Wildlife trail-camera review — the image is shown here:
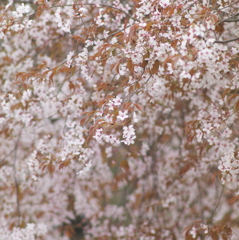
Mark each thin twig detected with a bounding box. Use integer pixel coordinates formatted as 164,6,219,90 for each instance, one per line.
208,184,224,224
215,0,239,11
13,132,22,226
1,0,35,3
42,3,139,22
197,180,204,222
0,148,15,163
216,12,239,25
84,3,140,22
222,18,239,22
214,36,239,44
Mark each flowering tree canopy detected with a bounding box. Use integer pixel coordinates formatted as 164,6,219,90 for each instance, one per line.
1,0,239,239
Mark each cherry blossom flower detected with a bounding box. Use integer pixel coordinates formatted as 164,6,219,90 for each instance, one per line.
113,96,123,106
65,51,74,68
122,125,136,145
117,110,129,121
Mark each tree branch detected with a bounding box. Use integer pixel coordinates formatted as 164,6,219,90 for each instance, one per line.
85,3,140,22
214,36,239,44
220,17,239,23
44,3,140,22
13,133,22,226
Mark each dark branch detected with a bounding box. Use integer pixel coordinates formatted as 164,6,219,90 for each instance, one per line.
1,0,35,3
222,18,239,22
214,36,239,44
217,12,239,24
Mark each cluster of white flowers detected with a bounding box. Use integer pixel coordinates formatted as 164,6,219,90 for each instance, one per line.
65,51,74,68
189,223,208,239
55,8,72,33
107,96,123,110
122,125,136,145
2,0,239,239
0,223,47,240
12,3,31,18
117,110,129,121
77,160,92,176
93,128,120,145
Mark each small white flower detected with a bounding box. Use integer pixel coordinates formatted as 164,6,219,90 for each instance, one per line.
106,146,112,157
122,125,136,145
107,100,114,110
190,226,197,239
117,110,128,121
78,7,88,15
113,96,122,106
12,3,31,18
66,51,74,68
196,129,203,142
93,128,103,141
104,134,116,144
77,160,92,176
107,96,122,110
111,37,118,44
133,112,139,123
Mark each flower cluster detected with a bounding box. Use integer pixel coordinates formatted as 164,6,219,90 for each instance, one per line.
1,0,239,239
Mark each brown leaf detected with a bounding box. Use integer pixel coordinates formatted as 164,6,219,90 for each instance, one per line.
215,23,224,34
234,99,239,112
64,225,75,238
120,159,129,171
179,161,194,175
228,195,239,204
134,103,143,112
151,60,160,75
47,163,55,173
80,117,87,126
72,35,85,44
